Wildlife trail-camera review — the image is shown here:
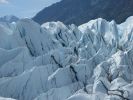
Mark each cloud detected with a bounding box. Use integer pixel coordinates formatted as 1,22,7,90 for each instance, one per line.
0,0,8,4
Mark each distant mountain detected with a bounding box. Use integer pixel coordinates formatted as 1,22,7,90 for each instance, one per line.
33,0,133,25
0,15,19,23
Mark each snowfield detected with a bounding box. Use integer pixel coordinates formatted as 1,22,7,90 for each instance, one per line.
0,16,133,100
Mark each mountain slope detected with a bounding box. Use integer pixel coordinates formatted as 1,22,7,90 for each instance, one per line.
33,0,133,25
0,17,133,100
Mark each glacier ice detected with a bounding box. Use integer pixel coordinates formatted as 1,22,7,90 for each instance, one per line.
0,17,133,100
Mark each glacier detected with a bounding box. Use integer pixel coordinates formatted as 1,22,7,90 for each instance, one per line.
0,16,133,100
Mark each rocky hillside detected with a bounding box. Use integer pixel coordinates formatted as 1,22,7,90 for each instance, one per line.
33,0,133,25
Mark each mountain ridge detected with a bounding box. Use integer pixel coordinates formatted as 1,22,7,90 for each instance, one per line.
33,0,133,25
0,15,19,23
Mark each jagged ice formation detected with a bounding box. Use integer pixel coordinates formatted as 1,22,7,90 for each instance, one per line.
0,17,133,100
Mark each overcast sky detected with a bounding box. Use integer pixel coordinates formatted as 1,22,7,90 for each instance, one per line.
0,0,61,18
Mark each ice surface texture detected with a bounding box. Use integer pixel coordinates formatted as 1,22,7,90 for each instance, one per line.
0,17,133,100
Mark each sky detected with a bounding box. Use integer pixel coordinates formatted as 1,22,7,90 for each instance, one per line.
0,0,61,18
